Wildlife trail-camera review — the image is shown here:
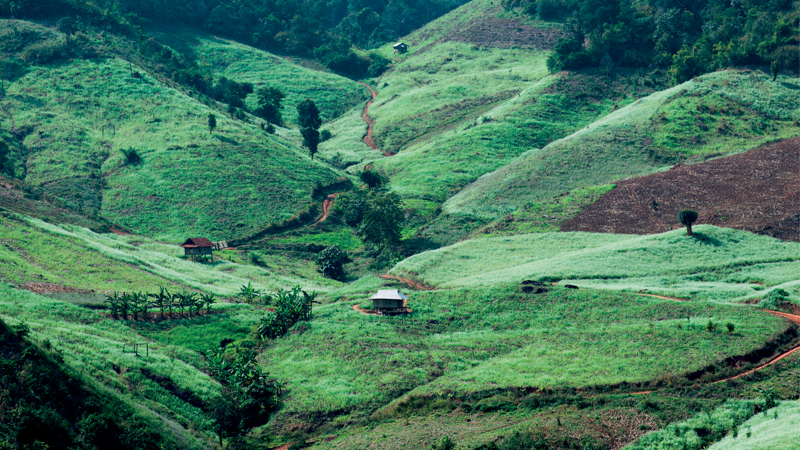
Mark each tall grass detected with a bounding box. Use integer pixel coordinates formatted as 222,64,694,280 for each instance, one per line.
390,226,800,303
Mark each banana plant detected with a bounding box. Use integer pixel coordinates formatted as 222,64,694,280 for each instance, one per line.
119,292,131,320
103,292,121,319
149,287,170,319
201,293,216,314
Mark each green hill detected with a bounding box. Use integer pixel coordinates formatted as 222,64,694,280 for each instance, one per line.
389,226,800,303
445,69,800,221
1,20,346,242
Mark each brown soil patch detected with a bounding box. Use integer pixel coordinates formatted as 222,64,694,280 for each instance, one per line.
444,16,563,50
20,282,90,294
562,137,800,242
313,192,340,224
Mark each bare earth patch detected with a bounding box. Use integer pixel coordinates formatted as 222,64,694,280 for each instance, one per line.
444,16,563,50
562,137,800,242
21,282,90,294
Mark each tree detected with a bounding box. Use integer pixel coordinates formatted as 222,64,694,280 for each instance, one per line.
316,246,349,281
296,98,321,130
255,86,285,124
358,192,404,250
300,126,320,159
678,209,698,236
207,113,217,134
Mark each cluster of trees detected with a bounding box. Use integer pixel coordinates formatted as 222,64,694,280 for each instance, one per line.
103,288,216,320
205,344,280,447
256,286,317,340
315,245,350,280
1,0,457,78
504,0,798,83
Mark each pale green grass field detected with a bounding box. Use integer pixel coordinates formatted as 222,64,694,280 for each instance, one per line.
708,401,800,450
0,211,340,295
390,226,800,303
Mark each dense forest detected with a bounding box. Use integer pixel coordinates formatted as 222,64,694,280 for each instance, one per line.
504,0,799,83
0,0,469,77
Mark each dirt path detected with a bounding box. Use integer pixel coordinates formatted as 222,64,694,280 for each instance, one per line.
378,274,434,291
313,193,340,224
357,82,395,157
636,293,689,302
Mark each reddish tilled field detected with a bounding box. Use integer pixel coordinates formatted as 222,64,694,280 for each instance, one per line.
444,16,563,50
562,137,800,241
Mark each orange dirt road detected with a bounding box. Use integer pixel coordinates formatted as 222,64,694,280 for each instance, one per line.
313,193,340,224
357,82,395,157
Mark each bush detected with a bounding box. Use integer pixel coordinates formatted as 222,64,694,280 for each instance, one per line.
120,147,141,165
760,288,790,310
315,245,349,281
320,129,333,142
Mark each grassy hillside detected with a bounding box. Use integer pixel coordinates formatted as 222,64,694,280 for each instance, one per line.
0,316,191,449
390,226,800,303
446,69,800,220
707,401,800,450
149,26,369,126
0,211,340,297
0,20,344,242
255,282,789,435
0,285,224,448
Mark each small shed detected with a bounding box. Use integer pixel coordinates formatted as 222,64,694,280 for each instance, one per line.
370,289,408,311
180,237,214,261
393,42,409,54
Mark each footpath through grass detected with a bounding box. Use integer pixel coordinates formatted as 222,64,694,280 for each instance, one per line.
390,226,800,303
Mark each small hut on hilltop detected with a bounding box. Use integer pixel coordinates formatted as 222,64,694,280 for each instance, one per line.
393,42,409,53
370,289,409,315
180,237,214,261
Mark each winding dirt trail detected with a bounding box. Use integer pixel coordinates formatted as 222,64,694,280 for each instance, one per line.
378,274,434,291
357,82,395,157
313,193,340,224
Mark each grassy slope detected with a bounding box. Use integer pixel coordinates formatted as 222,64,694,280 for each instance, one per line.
446,69,800,220
149,26,369,126
0,284,223,447
0,211,340,296
390,226,800,303
257,283,788,431
707,401,800,450
1,20,344,242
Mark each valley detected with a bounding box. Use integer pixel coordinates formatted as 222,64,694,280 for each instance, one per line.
0,0,798,448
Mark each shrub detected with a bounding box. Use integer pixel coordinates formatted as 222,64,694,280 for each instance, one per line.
760,288,789,310
320,129,332,142
120,147,142,165
726,322,735,333
315,245,349,281
360,170,384,189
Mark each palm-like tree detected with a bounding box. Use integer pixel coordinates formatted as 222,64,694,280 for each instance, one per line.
103,292,121,319
149,287,170,319
201,293,216,314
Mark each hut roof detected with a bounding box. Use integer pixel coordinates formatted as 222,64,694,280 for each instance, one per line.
370,289,408,300
393,42,408,48
180,237,214,248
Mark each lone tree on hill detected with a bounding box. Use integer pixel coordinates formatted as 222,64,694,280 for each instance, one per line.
207,113,217,135
297,98,321,159
255,86,285,125
679,209,698,236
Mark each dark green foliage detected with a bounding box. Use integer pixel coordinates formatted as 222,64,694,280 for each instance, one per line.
512,0,799,83
320,129,333,142
726,322,735,333
340,192,369,226
120,147,141,165
0,317,180,449
315,245,349,281
0,140,10,176
357,191,405,250
301,127,320,159
297,99,322,130
431,436,456,450
679,209,698,235
265,122,276,134
367,52,391,77
760,288,790,310
255,86,285,125
256,286,317,340
211,77,253,109
207,113,217,134
360,170,384,189
205,345,280,444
